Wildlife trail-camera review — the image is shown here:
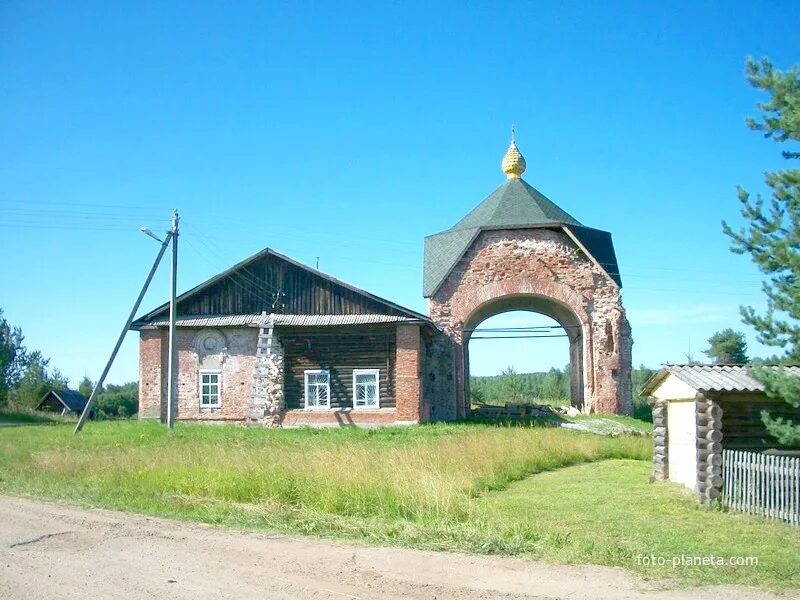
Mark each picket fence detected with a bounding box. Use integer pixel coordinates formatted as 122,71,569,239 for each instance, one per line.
722,449,800,526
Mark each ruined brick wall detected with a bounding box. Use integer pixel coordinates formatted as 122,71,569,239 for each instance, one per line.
427,228,632,415
138,327,258,422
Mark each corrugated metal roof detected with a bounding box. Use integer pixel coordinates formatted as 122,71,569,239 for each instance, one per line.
272,314,418,326
140,315,263,328
643,364,800,394
137,313,420,329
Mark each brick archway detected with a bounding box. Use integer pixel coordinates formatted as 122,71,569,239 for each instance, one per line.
461,285,589,412
426,228,632,417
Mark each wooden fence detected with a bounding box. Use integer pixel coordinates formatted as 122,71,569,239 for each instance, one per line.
722,450,800,527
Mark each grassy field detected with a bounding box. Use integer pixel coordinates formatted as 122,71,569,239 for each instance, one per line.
0,420,798,589
0,407,70,424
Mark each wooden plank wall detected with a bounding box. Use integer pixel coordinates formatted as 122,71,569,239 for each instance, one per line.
716,393,799,450
281,328,396,410
175,253,407,317
38,395,63,414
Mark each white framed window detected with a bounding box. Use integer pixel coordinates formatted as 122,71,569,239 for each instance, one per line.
304,369,330,409
353,369,380,409
199,370,221,408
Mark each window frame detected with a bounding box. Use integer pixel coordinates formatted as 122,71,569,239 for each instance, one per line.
199,369,222,408
304,369,331,410
352,368,380,409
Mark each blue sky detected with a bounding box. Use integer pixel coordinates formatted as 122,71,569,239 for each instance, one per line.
1,1,798,384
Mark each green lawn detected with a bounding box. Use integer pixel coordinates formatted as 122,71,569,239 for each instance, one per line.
0,420,797,589
480,460,800,588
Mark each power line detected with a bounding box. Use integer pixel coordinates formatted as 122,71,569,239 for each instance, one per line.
470,334,569,340
181,237,280,308
186,227,283,298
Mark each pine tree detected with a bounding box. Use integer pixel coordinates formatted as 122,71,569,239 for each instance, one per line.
723,57,800,446
703,329,748,364
78,375,95,400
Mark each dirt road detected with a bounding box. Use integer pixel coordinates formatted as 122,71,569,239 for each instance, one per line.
0,495,779,599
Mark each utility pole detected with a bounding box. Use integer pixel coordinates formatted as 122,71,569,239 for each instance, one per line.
75,229,172,433
166,210,179,428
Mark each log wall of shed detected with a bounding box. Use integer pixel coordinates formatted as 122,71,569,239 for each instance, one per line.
714,393,796,450
38,395,66,414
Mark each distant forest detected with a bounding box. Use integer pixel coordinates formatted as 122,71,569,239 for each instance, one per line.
470,365,656,420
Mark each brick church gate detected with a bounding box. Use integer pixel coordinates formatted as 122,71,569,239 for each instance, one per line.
422,138,632,418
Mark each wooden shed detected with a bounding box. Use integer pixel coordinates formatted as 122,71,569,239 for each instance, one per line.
37,389,89,417
642,364,799,503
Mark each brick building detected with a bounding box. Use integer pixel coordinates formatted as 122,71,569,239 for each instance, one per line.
132,249,436,426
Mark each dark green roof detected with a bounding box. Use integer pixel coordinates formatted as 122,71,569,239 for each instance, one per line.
423,178,622,296
451,178,580,231
38,389,88,412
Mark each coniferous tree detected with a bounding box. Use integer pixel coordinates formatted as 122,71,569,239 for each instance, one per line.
723,57,800,446
704,329,749,364
78,375,95,400
0,309,27,406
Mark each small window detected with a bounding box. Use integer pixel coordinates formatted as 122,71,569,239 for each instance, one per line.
200,370,221,407
304,370,330,409
353,369,380,409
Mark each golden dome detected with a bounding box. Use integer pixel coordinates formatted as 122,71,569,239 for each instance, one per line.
501,139,526,179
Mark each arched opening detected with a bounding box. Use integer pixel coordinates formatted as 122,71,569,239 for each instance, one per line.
462,295,585,412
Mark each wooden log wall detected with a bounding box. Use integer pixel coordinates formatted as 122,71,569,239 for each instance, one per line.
715,393,797,450
281,328,396,410
651,400,668,482
696,393,723,504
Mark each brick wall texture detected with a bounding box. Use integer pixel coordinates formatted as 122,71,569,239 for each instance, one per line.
138,324,424,426
427,228,632,415
395,324,422,422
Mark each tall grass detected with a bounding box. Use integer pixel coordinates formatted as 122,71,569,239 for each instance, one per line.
3,422,798,588
0,421,648,523
0,406,72,424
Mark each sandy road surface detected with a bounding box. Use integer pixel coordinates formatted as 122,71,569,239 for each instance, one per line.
0,495,781,599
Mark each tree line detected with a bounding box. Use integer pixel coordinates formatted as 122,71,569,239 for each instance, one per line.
0,309,137,419
471,364,657,420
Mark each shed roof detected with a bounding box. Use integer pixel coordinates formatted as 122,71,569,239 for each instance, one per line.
423,178,622,296
641,364,800,395
38,389,88,412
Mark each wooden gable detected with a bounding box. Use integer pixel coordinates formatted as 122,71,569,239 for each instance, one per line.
134,248,428,325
